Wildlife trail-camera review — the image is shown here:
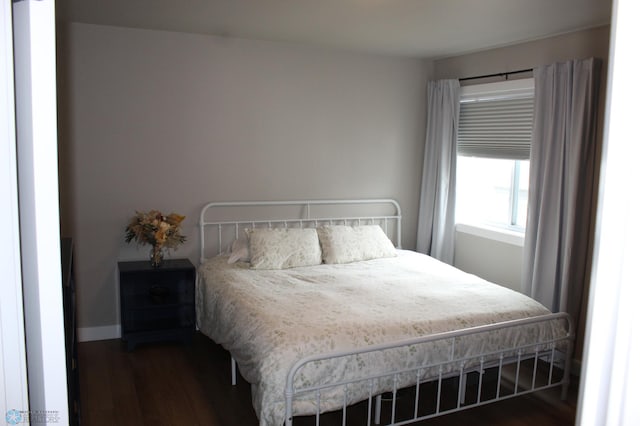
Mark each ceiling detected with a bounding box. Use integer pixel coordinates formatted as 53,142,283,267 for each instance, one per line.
56,0,612,58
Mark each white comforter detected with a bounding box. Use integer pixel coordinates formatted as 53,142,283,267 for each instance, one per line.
197,250,557,426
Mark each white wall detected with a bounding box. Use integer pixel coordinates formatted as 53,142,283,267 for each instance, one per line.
57,23,431,334
434,26,610,81
454,230,523,292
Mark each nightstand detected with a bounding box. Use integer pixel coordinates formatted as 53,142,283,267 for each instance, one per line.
118,258,196,351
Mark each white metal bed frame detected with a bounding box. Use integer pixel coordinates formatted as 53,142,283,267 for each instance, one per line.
284,313,573,426
198,199,574,426
199,199,403,264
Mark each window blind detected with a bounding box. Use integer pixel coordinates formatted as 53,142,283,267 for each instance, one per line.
457,80,534,160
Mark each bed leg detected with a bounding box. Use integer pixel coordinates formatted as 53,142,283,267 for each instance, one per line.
459,372,467,406
374,394,382,424
231,356,237,386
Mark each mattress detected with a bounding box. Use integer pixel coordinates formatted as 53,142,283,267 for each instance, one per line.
196,250,557,426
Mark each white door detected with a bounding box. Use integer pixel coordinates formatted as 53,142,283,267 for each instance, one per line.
577,0,640,425
11,0,69,423
0,0,29,421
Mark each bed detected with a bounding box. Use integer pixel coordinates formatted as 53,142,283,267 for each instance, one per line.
196,199,573,426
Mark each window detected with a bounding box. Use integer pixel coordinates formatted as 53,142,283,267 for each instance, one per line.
456,157,529,230
455,79,534,233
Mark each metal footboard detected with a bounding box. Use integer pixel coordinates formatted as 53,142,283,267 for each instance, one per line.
284,313,573,426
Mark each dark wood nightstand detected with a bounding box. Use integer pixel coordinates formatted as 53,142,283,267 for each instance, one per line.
118,258,196,351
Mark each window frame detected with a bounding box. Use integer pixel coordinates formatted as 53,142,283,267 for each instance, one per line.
455,78,534,237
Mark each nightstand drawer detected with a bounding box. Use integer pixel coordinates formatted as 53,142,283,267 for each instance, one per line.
120,272,194,309
122,304,195,332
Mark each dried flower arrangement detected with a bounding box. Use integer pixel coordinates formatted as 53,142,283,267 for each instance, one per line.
125,210,186,267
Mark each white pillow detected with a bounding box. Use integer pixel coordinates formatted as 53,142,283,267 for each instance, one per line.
227,238,250,264
246,227,322,270
316,225,397,264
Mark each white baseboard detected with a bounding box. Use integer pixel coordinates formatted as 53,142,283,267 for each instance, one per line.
77,325,121,342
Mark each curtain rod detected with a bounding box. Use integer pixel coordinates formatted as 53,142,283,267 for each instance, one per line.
459,68,533,82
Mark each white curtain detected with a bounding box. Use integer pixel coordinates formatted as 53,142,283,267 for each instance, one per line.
416,79,460,264
523,58,601,322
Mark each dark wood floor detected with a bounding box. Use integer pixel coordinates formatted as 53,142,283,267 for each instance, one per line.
78,332,577,425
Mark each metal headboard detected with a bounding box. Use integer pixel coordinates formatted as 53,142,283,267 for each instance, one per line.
199,199,402,264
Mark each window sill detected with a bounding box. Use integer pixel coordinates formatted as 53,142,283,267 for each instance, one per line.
455,223,525,247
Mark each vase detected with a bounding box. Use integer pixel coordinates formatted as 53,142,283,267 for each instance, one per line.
149,245,165,268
